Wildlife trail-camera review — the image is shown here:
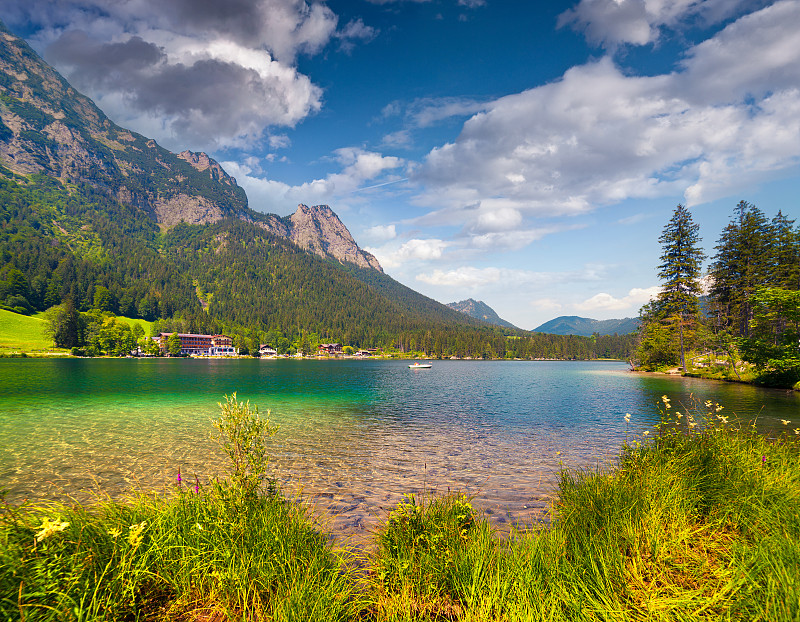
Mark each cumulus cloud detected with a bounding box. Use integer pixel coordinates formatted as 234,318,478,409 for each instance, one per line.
371,238,449,268
558,0,770,49
414,1,800,229
574,287,659,312
363,224,398,243
6,0,375,150
222,147,404,213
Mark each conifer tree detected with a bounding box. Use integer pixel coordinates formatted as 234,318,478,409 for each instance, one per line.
709,201,771,337
637,204,705,371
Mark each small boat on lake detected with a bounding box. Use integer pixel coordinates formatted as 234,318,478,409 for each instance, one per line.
408,362,432,369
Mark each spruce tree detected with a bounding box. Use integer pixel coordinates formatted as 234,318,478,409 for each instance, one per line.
709,201,772,337
650,204,705,371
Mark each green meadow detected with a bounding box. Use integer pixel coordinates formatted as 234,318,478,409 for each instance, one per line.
0,308,54,353
2,396,798,621
0,309,154,354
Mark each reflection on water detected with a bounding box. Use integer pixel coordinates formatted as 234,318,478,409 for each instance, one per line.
1,359,798,541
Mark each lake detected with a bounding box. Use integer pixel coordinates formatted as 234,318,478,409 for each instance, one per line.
1,358,798,540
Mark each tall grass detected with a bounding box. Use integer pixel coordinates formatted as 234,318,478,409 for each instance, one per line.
2,395,798,620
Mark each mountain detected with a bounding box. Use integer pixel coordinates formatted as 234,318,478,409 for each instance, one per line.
0,20,638,361
446,299,519,330
0,21,378,273
533,316,639,337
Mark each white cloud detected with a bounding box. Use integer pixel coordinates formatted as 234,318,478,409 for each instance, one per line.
416,266,504,287
558,0,768,49
574,286,659,312
363,224,397,243
382,130,412,148
414,1,800,227
222,147,404,212
9,0,368,150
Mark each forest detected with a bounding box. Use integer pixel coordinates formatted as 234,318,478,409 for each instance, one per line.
0,170,635,360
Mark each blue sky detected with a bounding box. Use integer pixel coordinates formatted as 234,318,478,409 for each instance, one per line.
5,0,800,329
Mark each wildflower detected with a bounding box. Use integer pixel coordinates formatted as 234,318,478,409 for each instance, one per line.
781,420,790,426
794,428,799,435
624,413,631,423
35,518,69,543
762,456,767,463
643,431,649,437
108,528,122,538
194,475,200,494
689,422,697,428
176,468,182,485
718,416,728,424
676,412,683,419
705,400,713,408
128,521,147,547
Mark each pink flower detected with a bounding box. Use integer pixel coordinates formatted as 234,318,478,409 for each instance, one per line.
176,468,182,485
194,475,200,494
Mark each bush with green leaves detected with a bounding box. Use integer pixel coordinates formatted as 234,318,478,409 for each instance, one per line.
211,393,279,498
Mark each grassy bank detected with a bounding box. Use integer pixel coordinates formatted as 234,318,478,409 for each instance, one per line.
2,398,799,620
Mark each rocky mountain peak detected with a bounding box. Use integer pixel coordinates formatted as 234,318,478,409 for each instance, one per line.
287,204,382,272
446,298,518,330
178,150,237,187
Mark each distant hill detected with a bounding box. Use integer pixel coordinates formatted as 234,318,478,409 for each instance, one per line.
533,316,639,337
446,299,519,330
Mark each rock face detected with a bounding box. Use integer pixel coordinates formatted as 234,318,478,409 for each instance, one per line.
287,204,383,272
178,150,238,187
446,298,518,329
0,20,382,272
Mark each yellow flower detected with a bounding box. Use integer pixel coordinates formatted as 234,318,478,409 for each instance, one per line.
781,420,790,426
108,528,122,538
128,521,147,547
34,518,69,543
718,416,728,424
624,413,631,423
643,431,649,437
794,429,799,435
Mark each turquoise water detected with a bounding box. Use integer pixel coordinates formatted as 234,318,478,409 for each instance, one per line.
1,358,798,538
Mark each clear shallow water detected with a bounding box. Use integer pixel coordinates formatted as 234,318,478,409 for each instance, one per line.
1,359,798,541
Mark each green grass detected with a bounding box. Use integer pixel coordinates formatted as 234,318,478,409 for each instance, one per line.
0,308,55,353
2,397,799,621
115,315,155,336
